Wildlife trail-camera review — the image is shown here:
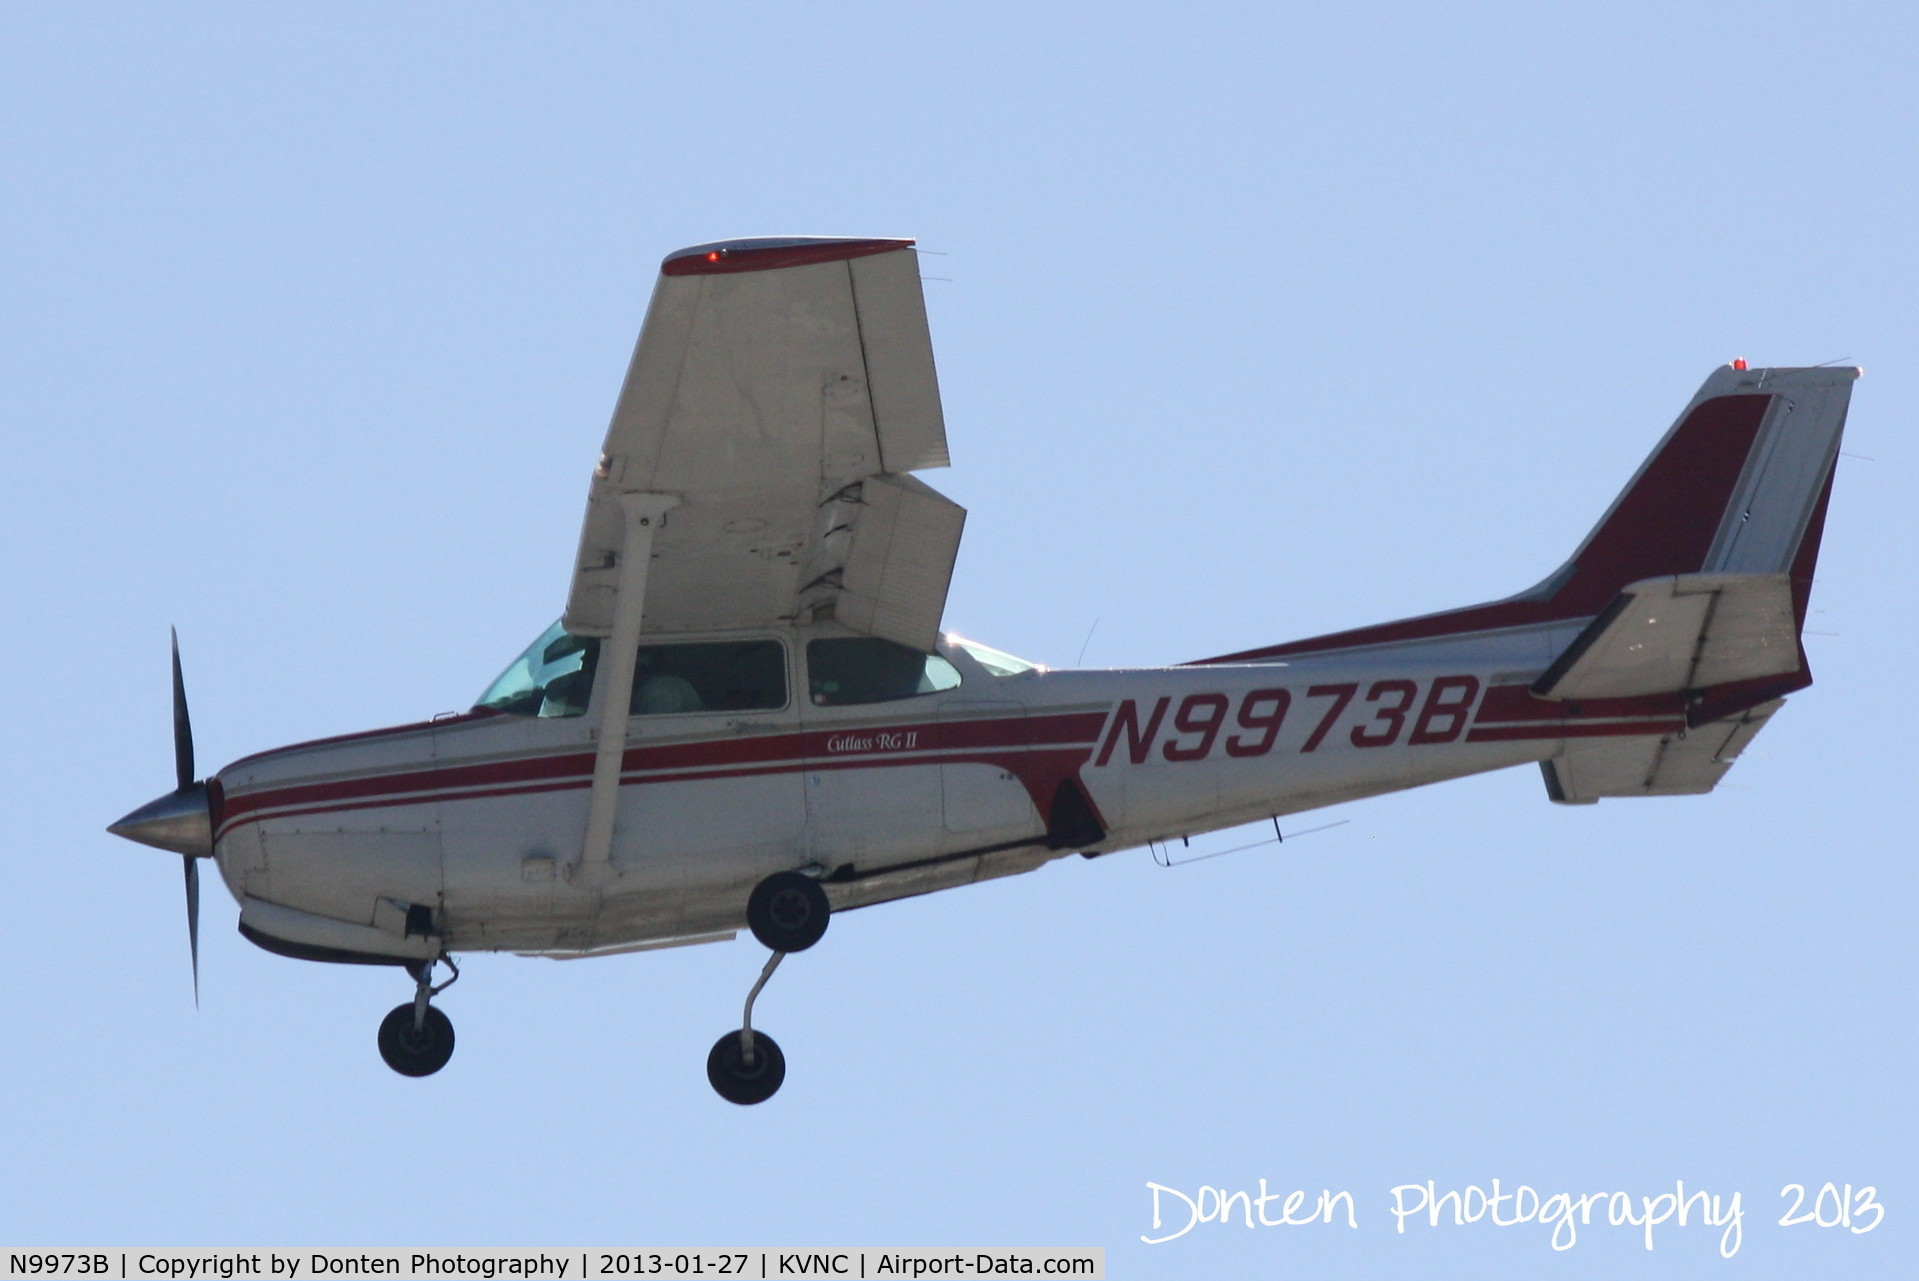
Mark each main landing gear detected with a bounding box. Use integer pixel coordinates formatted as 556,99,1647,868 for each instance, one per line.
746,870,830,952
378,956,459,1077
707,871,830,1105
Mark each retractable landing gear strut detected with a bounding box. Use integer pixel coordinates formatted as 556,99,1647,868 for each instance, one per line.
377,956,459,1077
707,951,787,1105
706,871,831,1104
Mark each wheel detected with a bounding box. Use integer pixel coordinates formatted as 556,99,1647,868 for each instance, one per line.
377,1003,455,1077
706,1029,785,1105
746,871,830,952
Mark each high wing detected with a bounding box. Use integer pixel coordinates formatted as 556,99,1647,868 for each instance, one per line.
562,237,963,651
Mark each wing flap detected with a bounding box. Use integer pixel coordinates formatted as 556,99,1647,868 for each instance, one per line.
1533,573,1799,701
829,474,966,650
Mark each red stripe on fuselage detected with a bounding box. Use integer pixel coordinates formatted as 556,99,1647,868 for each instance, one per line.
215,710,1109,840
1466,720,1682,743
1472,683,1683,724
1463,682,1685,744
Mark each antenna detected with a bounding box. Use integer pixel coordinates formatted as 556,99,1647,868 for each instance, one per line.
1150,818,1350,868
1075,618,1100,667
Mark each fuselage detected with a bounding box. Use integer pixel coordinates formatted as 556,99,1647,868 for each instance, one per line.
210,613,1680,963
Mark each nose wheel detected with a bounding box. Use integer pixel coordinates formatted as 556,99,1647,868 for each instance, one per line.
707,1026,785,1105
377,957,458,1077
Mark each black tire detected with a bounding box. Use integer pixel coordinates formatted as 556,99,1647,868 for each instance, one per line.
746,871,830,952
377,1003,455,1077
706,1029,785,1105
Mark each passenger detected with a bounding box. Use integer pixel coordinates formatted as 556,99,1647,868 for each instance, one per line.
634,673,703,714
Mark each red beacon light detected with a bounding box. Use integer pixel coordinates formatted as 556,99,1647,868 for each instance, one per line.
1732,357,1749,371
705,251,722,263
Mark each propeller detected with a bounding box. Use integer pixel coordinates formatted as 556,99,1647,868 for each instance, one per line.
107,629,214,1005
172,628,194,790
172,629,200,1005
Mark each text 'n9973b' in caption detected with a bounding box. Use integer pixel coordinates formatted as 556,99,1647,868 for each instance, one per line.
0,1252,1103,1281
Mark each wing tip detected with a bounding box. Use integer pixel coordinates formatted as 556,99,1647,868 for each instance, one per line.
662,236,916,277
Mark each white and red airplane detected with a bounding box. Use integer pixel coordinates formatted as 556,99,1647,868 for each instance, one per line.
110,236,1858,1104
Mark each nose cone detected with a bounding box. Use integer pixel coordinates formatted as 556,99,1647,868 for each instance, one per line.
108,783,212,858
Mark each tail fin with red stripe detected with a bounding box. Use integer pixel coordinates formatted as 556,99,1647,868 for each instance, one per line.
1202,364,1859,665
1545,363,1856,624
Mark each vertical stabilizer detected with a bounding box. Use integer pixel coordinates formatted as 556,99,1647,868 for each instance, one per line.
1201,363,1859,664
1563,364,1856,624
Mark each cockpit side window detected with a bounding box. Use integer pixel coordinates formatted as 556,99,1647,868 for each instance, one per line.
631,640,787,715
476,621,601,718
807,637,962,706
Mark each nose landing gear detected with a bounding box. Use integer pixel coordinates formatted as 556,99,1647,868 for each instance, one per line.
706,951,787,1105
377,956,459,1077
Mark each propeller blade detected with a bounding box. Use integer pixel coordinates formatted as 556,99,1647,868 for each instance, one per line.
171,628,195,791
184,854,200,1007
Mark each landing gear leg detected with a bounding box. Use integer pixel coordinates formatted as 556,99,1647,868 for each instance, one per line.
706,951,787,1105
378,956,459,1077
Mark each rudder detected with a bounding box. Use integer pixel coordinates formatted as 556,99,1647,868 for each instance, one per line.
1552,364,1856,622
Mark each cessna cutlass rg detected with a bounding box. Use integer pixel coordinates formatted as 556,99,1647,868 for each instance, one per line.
109,237,1858,1103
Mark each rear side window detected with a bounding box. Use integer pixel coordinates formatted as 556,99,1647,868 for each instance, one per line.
807,637,962,706
631,640,787,715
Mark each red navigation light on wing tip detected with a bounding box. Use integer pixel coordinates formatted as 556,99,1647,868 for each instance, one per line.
663,238,915,277
1733,358,1748,371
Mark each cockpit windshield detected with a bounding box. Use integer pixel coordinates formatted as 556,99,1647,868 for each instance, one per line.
945,635,1043,677
476,620,600,717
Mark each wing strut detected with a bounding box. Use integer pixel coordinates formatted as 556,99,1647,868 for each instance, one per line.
576,491,680,880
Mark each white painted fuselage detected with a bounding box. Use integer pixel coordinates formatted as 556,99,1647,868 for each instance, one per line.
211,612,1646,964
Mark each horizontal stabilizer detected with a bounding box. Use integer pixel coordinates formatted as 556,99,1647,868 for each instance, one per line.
1532,573,1798,701
1541,698,1783,804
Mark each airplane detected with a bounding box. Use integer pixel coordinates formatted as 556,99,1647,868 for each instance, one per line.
109,236,1859,1104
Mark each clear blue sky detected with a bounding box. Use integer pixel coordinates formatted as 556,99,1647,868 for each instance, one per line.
2,4,1912,1276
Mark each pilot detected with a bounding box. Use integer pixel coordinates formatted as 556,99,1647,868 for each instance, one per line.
632,658,704,714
